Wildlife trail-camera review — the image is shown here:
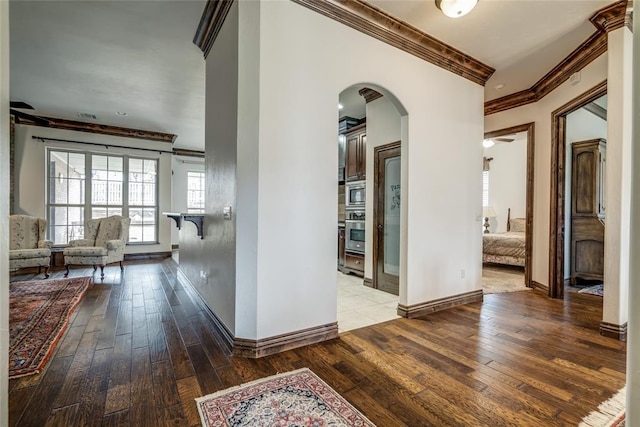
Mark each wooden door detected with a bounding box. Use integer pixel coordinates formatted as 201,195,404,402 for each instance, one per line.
373,141,401,295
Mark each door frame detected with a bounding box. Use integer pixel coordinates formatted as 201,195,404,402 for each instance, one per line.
372,140,401,293
549,80,607,298
484,122,535,288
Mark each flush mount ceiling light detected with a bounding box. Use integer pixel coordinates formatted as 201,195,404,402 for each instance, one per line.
435,0,478,18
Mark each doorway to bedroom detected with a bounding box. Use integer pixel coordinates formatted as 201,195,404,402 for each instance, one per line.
481,123,534,294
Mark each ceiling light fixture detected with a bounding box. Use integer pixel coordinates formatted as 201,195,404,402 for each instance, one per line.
435,0,478,18
483,139,495,148
116,111,127,116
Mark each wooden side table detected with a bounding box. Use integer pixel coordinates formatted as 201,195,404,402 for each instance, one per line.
51,247,65,269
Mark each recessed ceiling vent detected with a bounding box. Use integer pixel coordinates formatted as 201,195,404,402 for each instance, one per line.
77,112,97,120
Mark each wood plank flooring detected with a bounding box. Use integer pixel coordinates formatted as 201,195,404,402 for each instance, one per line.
9,259,626,426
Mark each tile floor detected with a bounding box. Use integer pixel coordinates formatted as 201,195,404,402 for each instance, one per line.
174,250,397,333
337,272,400,333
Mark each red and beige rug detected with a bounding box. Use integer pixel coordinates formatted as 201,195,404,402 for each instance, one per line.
9,276,91,378
196,368,376,426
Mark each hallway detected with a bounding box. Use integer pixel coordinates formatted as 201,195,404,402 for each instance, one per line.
8,259,626,426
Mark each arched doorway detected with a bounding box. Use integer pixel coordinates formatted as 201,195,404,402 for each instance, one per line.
335,83,408,332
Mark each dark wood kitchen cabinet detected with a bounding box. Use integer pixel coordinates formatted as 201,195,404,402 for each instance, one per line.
344,253,364,276
570,138,606,284
345,123,366,182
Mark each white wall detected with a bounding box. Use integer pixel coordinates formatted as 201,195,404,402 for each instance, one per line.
184,0,484,341
12,124,173,254
603,27,632,326
564,107,607,277
171,155,204,246
251,0,483,339
0,0,9,422
483,139,527,233
364,96,402,280
626,9,640,423
181,0,241,335
485,53,608,287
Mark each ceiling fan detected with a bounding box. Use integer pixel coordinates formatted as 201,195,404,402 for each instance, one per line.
493,136,515,143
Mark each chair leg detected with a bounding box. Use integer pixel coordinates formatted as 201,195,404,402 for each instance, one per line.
64,264,70,277
44,266,50,279
100,265,105,279
120,261,124,271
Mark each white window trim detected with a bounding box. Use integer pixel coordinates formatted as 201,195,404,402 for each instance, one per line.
46,148,159,245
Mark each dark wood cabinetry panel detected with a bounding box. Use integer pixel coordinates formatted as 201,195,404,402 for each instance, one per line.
570,139,606,284
344,253,364,275
345,124,366,182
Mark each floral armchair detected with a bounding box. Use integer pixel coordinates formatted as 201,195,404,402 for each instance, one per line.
63,215,130,279
9,215,53,278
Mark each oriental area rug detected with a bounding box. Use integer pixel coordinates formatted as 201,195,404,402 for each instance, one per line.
9,276,91,378
579,387,626,427
196,368,376,427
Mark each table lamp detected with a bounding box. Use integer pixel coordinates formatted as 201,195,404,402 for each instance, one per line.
483,206,497,233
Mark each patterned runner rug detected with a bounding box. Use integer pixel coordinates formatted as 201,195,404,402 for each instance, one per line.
578,284,604,297
9,276,91,378
579,387,625,427
196,368,376,426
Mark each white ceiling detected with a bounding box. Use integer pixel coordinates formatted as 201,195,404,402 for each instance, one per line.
10,0,206,151
9,1,617,151
367,0,615,100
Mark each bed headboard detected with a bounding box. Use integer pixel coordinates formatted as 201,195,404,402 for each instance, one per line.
506,208,526,232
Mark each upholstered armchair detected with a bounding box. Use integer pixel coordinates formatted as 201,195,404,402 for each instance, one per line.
63,215,130,279
9,215,53,278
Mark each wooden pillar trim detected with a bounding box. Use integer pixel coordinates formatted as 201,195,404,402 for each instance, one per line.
193,0,236,58
358,87,383,103
599,321,628,341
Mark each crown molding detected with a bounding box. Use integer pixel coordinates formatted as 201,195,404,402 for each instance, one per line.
172,148,205,158
358,87,383,103
290,0,494,86
193,0,235,58
484,89,537,116
485,1,628,116
590,0,628,32
11,110,176,143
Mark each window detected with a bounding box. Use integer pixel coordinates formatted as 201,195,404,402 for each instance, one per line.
47,149,158,245
482,170,489,207
187,171,205,213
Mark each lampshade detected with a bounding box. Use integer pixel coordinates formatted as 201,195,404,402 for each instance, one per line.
435,0,478,18
482,205,497,218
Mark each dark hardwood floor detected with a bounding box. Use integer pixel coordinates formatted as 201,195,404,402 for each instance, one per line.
9,259,626,426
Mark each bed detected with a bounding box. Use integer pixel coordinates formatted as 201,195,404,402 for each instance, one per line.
482,211,526,267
